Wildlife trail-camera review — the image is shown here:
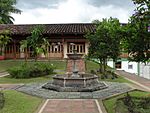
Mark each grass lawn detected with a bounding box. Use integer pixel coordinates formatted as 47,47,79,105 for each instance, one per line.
0,60,66,71
0,90,43,113
101,76,133,84
85,60,100,72
0,75,53,84
103,90,150,113
0,60,132,84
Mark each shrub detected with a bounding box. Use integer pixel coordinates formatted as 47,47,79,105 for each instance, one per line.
90,70,97,74
0,92,5,109
7,62,55,79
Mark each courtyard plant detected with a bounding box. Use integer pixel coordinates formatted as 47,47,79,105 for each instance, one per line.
115,93,150,113
7,62,55,78
103,90,150,113
122,0,150,64
20,25,49,61
86,17,123,78
0,30,11,59
0,91,5,110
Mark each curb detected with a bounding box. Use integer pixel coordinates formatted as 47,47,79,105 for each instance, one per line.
38,99,49,113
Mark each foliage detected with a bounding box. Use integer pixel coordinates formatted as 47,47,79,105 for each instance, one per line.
115,93,150,113
23,25,49,61
0,92,5,110
0,60,65,71
86,17,123,75
0,90,42,113
103,90,150,113
0,0,21,24
7,62,55,78
122,0,150,63
0,30,11,55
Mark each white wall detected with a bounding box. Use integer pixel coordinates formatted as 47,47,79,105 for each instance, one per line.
140,63,150,79
107,61,114,68
121,61,138,74
107,60,138,74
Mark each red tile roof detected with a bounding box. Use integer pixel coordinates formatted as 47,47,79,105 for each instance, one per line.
0,23,96,35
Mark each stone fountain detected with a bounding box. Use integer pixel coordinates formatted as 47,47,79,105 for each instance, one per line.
42,50,108,92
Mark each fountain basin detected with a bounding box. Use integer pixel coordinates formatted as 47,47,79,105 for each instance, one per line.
53,74,98,87
42,74,108,92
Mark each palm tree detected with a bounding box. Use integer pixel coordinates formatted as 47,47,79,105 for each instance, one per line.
0,0,21,24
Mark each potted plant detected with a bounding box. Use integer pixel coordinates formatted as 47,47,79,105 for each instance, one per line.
0,30,11,60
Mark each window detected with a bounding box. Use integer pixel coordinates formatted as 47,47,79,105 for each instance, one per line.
128,64,133,69
67,43,85,54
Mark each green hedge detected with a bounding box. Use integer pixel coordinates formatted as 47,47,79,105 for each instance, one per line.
0,92,5,109
7,62,55,79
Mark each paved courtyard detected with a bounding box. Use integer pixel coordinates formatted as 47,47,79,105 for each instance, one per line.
39,99,100,113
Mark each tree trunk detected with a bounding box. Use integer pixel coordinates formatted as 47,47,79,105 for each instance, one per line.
99,58,103,73
113,59,116,72
104,59,106,74
25,48,27,62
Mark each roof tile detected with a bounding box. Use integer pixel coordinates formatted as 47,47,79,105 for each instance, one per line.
0,23,96,35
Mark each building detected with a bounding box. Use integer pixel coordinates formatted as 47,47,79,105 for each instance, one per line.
0,23,149,79
0,23,95,59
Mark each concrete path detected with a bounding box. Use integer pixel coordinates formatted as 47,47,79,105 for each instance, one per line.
0,84,24,90
38,99,102,113
0,71,9,77
116,70,150,92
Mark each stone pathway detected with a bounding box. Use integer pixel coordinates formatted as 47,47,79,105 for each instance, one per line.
16,82,133,99
38,99,101,113
116,70,150,91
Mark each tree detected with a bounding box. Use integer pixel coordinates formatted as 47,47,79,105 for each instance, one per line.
0,30,11,56
26,25,49,61
86,17,123,76
123,0,150,63
0,0,21,24
104,18,123,69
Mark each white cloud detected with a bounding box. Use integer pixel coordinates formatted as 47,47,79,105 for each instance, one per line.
12,0,134,24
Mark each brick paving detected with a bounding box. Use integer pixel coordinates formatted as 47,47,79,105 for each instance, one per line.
116,70,150,91
0,84,23,90
40,99,99,113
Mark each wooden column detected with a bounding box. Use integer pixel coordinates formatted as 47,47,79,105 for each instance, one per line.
62,38,64,59
13,41,16,59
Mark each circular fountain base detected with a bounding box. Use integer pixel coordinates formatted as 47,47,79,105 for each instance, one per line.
42,74,108,92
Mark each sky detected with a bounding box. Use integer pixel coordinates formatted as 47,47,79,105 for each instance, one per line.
12,0,136,24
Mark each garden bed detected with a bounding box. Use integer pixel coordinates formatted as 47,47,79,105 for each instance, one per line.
103,90,150,113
